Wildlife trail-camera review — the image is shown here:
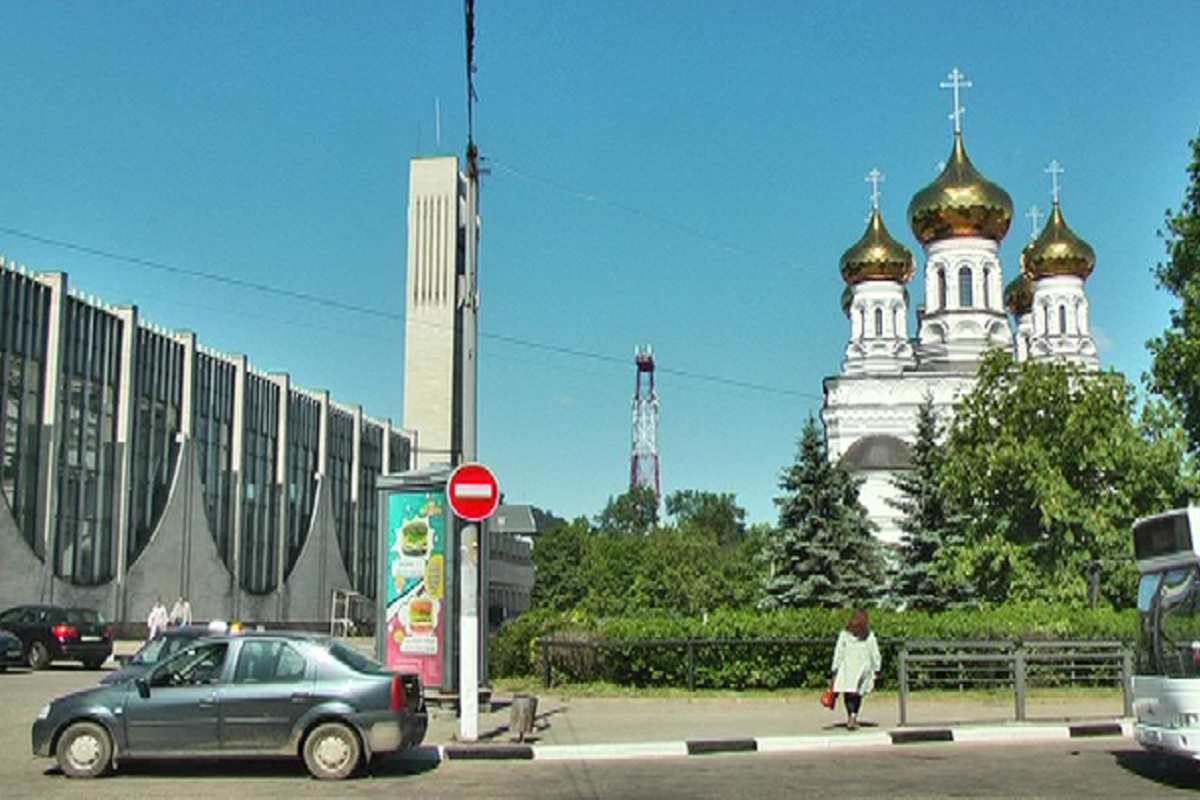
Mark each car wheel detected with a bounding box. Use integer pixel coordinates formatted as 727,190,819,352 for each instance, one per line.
27,641,50,671
55,721,113,778
302,721,361,780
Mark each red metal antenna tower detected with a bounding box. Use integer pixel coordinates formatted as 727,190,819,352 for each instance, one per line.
630,345,660,499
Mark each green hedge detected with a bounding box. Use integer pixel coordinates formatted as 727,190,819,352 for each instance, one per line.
489,604,1138,689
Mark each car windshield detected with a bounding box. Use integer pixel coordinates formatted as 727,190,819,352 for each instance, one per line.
327,641,388,675
131,634,193,665
65,608,103,624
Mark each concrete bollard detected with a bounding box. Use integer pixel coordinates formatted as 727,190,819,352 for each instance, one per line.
509,693,539,742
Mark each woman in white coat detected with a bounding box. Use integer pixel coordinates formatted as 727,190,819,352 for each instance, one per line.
830,607,882,730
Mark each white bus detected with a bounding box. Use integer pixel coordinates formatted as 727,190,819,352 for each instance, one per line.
1132,506,1200,758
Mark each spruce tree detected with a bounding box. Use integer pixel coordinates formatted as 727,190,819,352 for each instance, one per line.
760,415,883,608
888,396,959,609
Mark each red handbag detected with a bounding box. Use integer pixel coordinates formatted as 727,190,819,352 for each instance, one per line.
820,689,837,709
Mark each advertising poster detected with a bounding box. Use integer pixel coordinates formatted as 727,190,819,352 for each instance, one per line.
385,489,447,688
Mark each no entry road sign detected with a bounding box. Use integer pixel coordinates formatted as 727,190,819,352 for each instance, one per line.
447,463,500,521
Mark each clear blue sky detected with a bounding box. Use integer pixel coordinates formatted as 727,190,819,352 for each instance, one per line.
0,2,1197,527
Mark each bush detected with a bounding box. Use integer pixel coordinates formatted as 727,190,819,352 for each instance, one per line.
489,603,1138,689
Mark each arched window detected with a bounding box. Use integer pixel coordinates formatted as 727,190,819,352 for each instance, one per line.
937,269,947,310
874,307,883,337
858,308,865,338
959,266,973,307
892,307,899,337
1043,305,1051,335
1059,305,1068,334
982,267,991,308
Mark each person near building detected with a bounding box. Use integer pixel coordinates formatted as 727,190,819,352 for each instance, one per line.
830,607,882,730
170,596,193,626
147,597,169,640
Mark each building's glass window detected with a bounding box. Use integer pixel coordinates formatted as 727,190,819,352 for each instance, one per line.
358,423,383,598
128,328,183,564
388,432,411,474
1059,305,1068,335
0,270,49,553
55,299,122,585
873,308,883,337
937,269,947,310
959,266,973,307
194,354,236,569
285,392,320,576
241,374,279,594
983,267,991,308
328,407,355,584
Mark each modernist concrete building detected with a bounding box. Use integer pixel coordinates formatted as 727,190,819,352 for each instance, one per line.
822,104,1099,545
403,155,466,470
0,258,413,628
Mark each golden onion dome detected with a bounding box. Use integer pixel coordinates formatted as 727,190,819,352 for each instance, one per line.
1004,274,1034,316
839,206,915,285
908,133,1014,245
1020,201,1095,280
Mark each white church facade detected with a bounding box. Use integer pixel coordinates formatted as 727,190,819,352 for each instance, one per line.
822,70,1100,545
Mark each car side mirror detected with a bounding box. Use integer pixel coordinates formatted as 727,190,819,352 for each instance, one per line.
135,678,150,699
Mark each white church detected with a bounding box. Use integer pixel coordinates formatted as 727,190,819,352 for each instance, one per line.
821,70,1100,545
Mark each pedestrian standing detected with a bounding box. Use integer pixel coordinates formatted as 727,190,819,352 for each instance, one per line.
170,596,193,626
830,607,882,730
147,597,169,640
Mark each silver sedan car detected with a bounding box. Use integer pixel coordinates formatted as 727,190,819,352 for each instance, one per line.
32,631,427,780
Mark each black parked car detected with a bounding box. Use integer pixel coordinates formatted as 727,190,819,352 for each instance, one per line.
33,632,428,780
0,628,24,670
0,605,113,670
101,623,240,685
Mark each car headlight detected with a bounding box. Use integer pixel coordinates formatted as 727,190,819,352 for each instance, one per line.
36,703,51,721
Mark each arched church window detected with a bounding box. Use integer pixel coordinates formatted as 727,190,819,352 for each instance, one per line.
892,307,899,337
959,266,973,307
983,267,991,308
858,308,865,338
937,269,947,310
1059,305,1068,334
874,307,883,337
1043,305,1051,335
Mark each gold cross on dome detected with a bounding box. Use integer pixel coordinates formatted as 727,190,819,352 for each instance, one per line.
940,67,972,134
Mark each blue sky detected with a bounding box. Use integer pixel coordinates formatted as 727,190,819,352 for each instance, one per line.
0,2,1198,527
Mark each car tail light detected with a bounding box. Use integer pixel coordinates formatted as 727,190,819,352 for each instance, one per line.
51,624,77,640
104,625,114,639
391,674,408,712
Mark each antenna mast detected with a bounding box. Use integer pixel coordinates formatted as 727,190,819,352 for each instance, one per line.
630,346,661,500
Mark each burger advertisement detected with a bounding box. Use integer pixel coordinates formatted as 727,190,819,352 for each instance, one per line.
385,489,447,688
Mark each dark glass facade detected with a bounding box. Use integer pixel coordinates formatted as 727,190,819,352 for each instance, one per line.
0,262,410,623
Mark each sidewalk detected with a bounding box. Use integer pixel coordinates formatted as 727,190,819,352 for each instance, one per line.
422,689,1132,761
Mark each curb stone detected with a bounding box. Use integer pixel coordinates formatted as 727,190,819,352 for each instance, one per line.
411,719,1134,765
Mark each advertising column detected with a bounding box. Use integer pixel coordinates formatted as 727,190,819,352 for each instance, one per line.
379,475,453,690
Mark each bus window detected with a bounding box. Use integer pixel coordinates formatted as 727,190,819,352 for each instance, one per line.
1159,567,1200,678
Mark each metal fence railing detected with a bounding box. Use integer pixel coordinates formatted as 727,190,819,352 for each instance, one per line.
536,636,1133,723
897,639,1133,723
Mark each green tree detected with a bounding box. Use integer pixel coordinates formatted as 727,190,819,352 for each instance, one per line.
760,416,884,608
529,517,593,612
595,485,660,535
939,351,1190,608
888,396,964,610
664,490,747,548
1148,127,1200,451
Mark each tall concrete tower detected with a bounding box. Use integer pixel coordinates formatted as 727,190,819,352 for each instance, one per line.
403,156,469,469
630,346,660,499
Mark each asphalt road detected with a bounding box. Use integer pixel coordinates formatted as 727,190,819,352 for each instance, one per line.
3,666,1198,799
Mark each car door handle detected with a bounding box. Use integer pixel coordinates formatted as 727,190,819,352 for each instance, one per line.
198,694,217,708
290,692,312,703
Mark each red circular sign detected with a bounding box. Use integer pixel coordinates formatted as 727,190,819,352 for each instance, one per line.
446,463,500,521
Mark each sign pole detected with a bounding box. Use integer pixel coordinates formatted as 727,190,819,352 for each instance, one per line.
459,523,479,741
448,463,496,743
